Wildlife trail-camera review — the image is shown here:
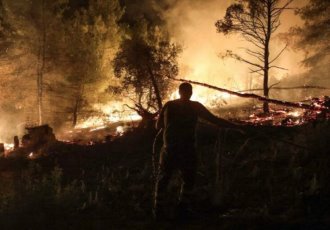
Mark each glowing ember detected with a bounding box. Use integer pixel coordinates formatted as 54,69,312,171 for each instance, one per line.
109,113,141,123
287,111,302,117
0,142,14,151
74,103,141,131
0,143,14,158
75,117,106,129
89,126,107,132
4,143,14,151
95,102,141,123
116,126,125,136
243,96,330,126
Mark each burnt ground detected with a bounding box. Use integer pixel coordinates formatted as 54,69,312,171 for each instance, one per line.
0,121,330,229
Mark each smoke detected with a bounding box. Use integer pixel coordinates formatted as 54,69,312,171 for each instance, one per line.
1,0,328,143
0,108,26,143
163,1,247,88
157,0,318,103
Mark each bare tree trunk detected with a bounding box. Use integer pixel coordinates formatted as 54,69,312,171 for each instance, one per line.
216,0,293,114
263,0,272,114
72,99,79,127
147,65,163,111
263,60,270,113
72,85,84,127
37,0,46,125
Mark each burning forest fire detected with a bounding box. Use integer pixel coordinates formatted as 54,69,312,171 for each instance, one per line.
0,0,329,227
1,94,328,159
0,143,14,152
243,96,330,126
0,0,327,147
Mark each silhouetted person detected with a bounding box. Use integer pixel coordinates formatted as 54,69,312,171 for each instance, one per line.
153,82,241,220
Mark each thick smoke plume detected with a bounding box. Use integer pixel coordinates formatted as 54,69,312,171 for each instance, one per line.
157,0,328,104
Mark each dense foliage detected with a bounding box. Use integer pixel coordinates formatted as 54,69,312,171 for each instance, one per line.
0,0,180,131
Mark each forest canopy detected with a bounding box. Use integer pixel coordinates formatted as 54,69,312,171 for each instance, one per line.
0,0,328,140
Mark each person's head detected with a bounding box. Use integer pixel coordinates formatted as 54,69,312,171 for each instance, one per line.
179,82,193,101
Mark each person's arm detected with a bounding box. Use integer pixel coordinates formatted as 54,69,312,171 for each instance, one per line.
156,103,167,130
196,102,240,129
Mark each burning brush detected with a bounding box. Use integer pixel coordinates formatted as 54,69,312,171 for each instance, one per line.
244,96,330,126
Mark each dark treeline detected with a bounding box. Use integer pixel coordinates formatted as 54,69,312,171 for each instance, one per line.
0,0,180,137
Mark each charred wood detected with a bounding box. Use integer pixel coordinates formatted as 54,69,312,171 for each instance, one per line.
170,77,330,112
239,85,330,92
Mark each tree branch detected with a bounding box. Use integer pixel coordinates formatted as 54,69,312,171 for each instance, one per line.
269,65,288,71
245,48,264,62
249,67,264,76
269,81,281,89
271,0,294,15
223,50,264,69
168,77,329,112
270,43,288,64
243,35,265,50
239,85,330,92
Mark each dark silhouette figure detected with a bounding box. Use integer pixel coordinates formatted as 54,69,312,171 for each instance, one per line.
153,82,241,220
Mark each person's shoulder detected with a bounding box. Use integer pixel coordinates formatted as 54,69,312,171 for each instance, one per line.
163,99,179,108
190,101,208,113
190,100,204,108
166,99,180,105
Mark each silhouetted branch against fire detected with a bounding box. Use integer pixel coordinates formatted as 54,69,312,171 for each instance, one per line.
239,86,330,92
169,77,329,112
215,0,294,113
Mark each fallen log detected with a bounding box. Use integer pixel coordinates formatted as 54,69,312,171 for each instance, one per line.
170,77,330,112
239,85,330,93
